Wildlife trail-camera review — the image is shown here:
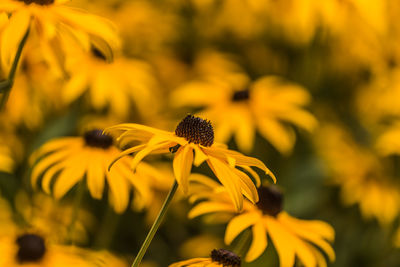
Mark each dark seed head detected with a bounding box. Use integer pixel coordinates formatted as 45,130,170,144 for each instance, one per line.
91,46,108,61
256,185,283,217
18,0,54,5
211,249,241,267
175,115,214,147
231,89,250,102
16,234,46,263
84,129,113,149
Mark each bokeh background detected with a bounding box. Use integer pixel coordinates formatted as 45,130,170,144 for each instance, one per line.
1,1,400,266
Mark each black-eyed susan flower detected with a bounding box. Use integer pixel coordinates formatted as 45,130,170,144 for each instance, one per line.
0,232,128,267
189,180,335,267
14,192,95,244
315,123,400,225
172,73,317,154
0,0,119,74
169,248,241,267
30,129,153,213
106,115,276,211
62,45,160,119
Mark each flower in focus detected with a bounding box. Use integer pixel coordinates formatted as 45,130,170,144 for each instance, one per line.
169,248,241,267
172,72,316,154
106,115,276,211
0,0,119,74
30,129,153,213
315,123,400,225
62,45,160,119
189,181,335,266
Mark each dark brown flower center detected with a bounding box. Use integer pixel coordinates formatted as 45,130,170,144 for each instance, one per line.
17,0,54,5
84,129,113,149
256,185,283,217
16,234,46,263
211,249,241,267
231,89,250,102
175,115,214,147
91,46,108,61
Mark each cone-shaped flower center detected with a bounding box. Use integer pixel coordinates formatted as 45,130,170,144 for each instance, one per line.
84,129,113,149
18,0,54,5
256,185,283,216
175,115,214,147
211,249,241,267
231,89,250,102
16,234,46,263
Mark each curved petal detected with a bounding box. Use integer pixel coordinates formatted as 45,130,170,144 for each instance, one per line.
173,145,193,194
246,222,267,262
188,201,236,219
225,211,261,245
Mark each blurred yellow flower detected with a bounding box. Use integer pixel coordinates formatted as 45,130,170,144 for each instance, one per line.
15,192,95,244
170,248,241,267
62,46,160,119
0,232,127,267
0,130,23,173
30,129,153,213
190,183,335,266
0,0,119,74
315,123,400,225
179,234,224,260
172,75,317,154
106,115,276,211
376,121,400,156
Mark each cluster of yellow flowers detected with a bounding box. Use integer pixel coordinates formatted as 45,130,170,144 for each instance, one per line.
0,0,399,267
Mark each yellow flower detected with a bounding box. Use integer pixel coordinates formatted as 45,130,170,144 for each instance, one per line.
376,121,400,156
172,75,316,154
169,248,241,267
30,129,153,213
315,123,400,225
62,46,160,119
179,234,224,260
14,192,95,244
0,0,119,74
106,115,276,211
0,130,23,173
189,182,335,266
0,232,128,267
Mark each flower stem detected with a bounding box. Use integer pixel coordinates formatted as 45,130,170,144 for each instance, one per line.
131,180,178,267
0,28,30,109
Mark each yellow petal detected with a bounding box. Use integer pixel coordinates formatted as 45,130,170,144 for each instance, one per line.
246,222,267,262
225,211,260,245
1,9,30,74
86,154,105,199
106,168,130,213
188,201,236,219
207,156,243,211
53,159,86,199
173,145,193,194
130,141,171,171
108,144,146,171
233,168,259,203
193,146,208,167
265,217,295,267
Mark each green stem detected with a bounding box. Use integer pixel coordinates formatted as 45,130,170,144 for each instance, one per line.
67,180,86,244
232,228,252,258
131,181,178,267
0,28,30,109
94,205,120,249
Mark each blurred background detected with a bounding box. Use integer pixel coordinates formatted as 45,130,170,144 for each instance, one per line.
1,0,400,266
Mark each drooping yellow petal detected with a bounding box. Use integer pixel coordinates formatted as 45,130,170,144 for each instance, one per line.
225,211,261,245
130,141,172,170
106,168,130,213
193,146,208,166
264,217,295,267
41,161,68,194
207,156,243,211
246,222,267,262
173,145,194,194
53,158,87,199
188,201,236,219
108,144,146,171
1,8,30,73
233,168,259,204
86,153,105,199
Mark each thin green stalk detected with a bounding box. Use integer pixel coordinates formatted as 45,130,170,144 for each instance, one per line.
131,181,179,267
94,205,120,249
67,180,86,244
0,28,30,109
232,228,252,258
